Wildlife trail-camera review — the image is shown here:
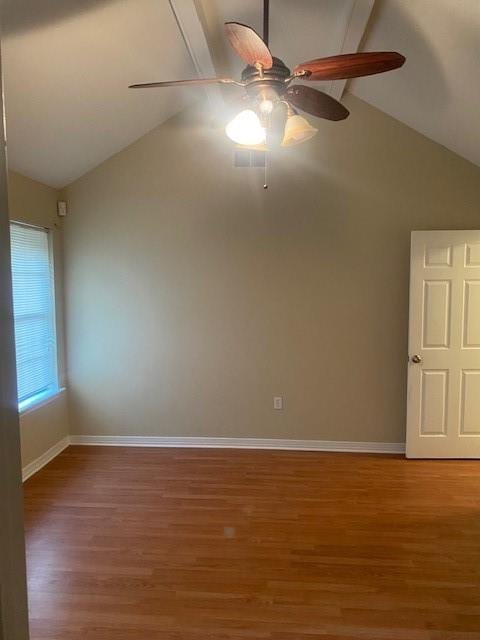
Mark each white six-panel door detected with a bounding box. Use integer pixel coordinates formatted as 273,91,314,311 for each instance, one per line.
407,231,480,458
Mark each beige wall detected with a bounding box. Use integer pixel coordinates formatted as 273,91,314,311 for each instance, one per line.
7,170,69,466
64,94,480,444
19,390,69,466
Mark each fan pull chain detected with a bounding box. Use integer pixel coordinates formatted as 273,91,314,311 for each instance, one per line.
263,151,268,189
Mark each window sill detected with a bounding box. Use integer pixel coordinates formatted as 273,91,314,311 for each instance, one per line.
19,387,66,417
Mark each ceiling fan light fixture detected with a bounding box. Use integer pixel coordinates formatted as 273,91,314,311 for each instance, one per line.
282,114,318,147
225,109,266,146
259,99,275,115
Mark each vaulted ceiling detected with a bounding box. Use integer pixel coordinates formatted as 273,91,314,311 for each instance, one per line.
2,0,479,188
350,0,480,173
2,0,196,187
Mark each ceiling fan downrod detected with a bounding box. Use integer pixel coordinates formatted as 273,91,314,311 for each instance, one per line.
263,0,269,47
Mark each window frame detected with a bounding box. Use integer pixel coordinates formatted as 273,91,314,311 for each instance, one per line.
10,220,61,413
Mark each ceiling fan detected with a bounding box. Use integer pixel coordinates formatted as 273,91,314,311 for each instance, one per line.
130,1,405,152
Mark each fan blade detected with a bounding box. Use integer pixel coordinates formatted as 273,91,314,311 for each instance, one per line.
129,77,235,89
286,85,349,121
224,22,273,69
294,52,405,81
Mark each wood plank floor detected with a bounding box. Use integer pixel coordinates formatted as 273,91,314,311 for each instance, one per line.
23,446,480,640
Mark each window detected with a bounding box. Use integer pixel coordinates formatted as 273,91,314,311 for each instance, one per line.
10,222,58,411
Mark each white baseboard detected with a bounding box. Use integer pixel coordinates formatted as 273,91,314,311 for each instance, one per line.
69,435,405,455
22,435,70,482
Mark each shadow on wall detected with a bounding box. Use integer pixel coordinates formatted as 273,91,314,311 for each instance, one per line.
1,0,121,35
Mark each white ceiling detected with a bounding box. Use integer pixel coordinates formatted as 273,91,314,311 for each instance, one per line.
2,0,196,188
350,0,480,168
2,0,479,188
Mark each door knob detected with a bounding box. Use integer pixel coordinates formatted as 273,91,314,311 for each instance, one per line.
411,354,422,364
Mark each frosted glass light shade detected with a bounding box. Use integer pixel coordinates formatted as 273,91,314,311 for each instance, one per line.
225,109,266,146
282,115,318,147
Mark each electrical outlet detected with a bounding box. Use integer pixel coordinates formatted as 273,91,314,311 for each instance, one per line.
273,396,283,410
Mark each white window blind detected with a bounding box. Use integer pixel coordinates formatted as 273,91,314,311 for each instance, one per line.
10,222,58,408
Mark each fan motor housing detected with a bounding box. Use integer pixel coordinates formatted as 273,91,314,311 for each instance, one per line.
242,57,291,99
